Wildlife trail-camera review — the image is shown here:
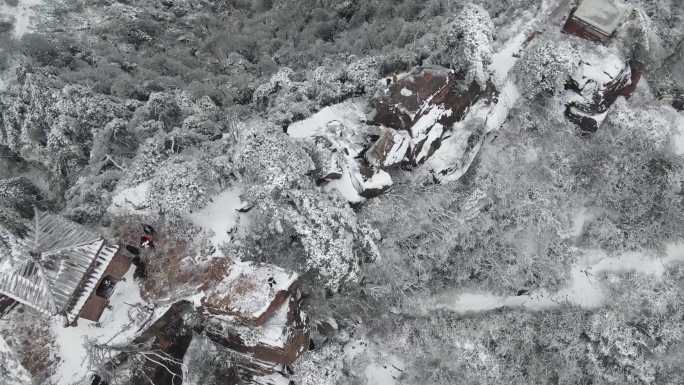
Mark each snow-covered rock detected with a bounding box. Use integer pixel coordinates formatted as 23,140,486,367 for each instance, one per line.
366,127,411,168
286,99,393,201
369,66,497,181
563,50,643,134
201,260,298,324
200,260,309,379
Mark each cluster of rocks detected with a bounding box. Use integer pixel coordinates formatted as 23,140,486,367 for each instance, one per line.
287,65,499,201
563,54,644,135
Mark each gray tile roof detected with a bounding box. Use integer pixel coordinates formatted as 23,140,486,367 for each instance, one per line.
573,0,625,36
0,209,118,323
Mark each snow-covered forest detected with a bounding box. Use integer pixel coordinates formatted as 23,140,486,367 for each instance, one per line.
0,0,683,384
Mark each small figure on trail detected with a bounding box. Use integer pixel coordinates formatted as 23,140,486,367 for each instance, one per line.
140,235,155,249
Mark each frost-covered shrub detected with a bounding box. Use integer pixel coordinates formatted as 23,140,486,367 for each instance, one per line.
233,120,314,189
0,307,57,384
344,56,381,94
290,342,344,385
440,3,494,87
514,39,580,99
575,100,683,248
252,61,375,127
147,157,220,216
144,92,182,130
64,171,123,224
0,177,42,218
245,188,380,291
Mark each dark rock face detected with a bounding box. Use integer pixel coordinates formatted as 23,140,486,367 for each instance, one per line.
563,59,643,135
673,95,684,111
0,295,17,318
371,67,496,136
368,66,497,178
370,67,452,131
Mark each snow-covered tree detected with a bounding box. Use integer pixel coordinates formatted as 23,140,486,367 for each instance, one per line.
290,343,344,385
514,38,580,100
241,187,380,291
0,177,42,218
440,3,494,88
233,119,315,189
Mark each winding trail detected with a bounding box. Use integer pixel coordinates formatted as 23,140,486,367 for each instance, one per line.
416,243,684,315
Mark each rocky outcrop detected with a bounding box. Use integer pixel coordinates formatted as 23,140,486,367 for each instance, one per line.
370,67,496,167
286,66,500,201
199,261,309,379
563,54,643,135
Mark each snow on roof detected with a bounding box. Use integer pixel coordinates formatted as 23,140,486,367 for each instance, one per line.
573,0,625,35
202,260,298,321
51,268,165,385
0,209,118,323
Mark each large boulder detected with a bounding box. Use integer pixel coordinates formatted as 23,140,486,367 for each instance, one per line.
563,52,643,135
368,66,497,180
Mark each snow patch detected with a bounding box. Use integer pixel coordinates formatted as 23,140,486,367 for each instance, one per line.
51,269,167,385
325,169,364,203
399,88,413,97
258,299,290,348
490,31,528,85
287,99,368,138
187,187,244,251
108,181,152,215
364,355,404,385
485,80,521,133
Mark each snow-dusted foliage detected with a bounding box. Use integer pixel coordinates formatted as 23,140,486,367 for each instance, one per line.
233,119,315,189
0,305,57,384
252,58,380,127
147,157,220,216
0,336,32,385
247,188,380,291
343,56,381,94
0,177,41,218
440,3,494,87
290,343,344,385
514,38,580,99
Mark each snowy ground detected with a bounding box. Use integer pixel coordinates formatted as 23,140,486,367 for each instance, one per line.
286,98,373,203
419,242,684,314
672,113,684,156
186,187,245,252
344,338,405,385
51,270,169,385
